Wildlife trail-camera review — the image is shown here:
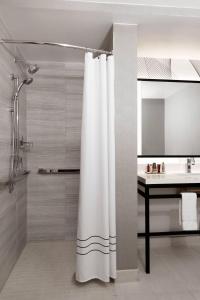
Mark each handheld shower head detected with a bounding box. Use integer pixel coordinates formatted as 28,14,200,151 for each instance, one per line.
15,77,33,97
28,64,39,74
23,78,33,85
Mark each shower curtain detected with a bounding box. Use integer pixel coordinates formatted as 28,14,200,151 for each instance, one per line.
76,52,116,282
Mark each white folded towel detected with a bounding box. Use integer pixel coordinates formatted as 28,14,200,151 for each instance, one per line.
179,193,198,230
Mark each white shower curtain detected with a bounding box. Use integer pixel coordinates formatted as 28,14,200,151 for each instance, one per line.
76,52,116,282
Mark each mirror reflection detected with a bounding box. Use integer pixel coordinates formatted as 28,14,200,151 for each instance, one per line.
138,80,200,156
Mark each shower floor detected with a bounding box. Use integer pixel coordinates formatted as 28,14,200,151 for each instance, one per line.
1,240,200,299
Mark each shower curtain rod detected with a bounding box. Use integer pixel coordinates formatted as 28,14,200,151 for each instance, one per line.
0,39,112,55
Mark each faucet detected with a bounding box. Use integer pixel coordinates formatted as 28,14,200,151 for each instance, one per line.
186,157,195,173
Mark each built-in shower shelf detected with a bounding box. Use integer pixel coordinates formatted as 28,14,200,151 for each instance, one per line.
38,168,80,175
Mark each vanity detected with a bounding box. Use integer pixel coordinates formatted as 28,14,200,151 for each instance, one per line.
138,173,200,274
137,77,200,274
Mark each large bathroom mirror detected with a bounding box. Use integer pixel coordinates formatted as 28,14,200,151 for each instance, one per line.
137,79,200,157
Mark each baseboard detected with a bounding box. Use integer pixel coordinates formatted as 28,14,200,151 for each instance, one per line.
116,268,139,283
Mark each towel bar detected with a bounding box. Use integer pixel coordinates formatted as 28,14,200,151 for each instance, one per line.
138,189,200,199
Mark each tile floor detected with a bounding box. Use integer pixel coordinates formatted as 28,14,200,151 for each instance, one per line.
1,240,200,299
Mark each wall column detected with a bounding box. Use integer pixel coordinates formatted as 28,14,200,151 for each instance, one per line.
113,23,138,276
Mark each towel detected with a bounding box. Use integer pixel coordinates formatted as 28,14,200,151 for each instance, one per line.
179,193,198,230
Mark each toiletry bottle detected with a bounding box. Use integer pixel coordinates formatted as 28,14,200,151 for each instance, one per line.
161,162,165,173
152,163,157,173
146,164,150,173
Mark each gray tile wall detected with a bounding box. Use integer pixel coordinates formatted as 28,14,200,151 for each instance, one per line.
27,64,83,240
0,21,27,290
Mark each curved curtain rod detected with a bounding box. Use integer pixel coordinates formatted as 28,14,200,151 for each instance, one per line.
0,39,112,55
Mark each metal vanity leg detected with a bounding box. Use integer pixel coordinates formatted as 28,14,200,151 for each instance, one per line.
145,186,150,274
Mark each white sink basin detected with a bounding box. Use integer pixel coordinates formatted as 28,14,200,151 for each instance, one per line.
138,173,200,185
175,173,200,176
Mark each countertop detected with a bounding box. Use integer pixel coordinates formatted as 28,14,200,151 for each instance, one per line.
138,173,200,185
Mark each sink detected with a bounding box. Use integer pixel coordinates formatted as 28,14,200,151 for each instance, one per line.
174,173,200,176
172,173,200,180
138,172,200,185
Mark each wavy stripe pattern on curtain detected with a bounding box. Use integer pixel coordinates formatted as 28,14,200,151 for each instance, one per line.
76,52,116,282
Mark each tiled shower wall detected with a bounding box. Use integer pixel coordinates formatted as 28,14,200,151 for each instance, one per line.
27,63,83,240
0,22,27,289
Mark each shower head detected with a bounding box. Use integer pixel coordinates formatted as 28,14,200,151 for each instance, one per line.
14,59,40,75
23,78,33,85
15,77,33,97
28,64,39,74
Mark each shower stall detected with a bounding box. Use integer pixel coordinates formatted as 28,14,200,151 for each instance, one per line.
0,37,113,294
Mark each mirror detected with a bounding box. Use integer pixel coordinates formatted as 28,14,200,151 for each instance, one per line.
137,80,200,157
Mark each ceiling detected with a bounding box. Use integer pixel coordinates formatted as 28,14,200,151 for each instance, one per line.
0,7,113,62
1,0,200,63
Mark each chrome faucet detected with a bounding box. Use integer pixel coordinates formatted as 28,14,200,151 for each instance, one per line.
186,157,195,173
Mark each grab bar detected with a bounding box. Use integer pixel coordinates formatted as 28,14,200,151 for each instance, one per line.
38,168,80,174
